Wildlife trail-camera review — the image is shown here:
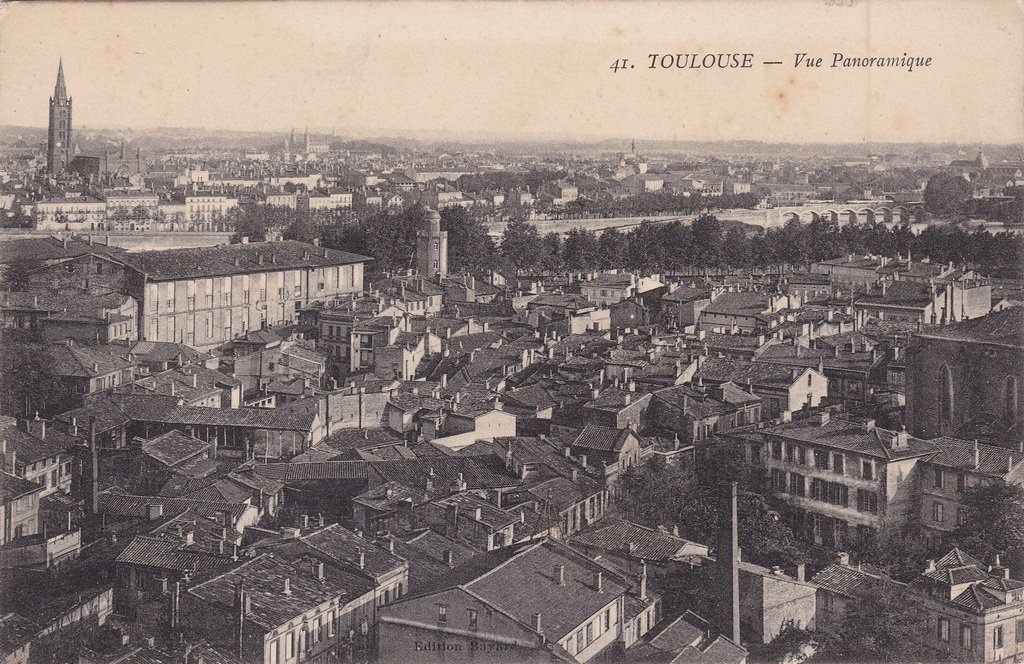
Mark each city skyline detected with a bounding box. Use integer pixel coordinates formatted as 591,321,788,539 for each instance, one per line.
0,1,1022,145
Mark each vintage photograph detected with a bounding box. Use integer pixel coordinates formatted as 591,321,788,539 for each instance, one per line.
0,1,1022,662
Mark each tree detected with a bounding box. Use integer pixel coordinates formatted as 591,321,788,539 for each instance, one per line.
818,583,937,663
617,444,807,569
952,482,1024,575
441,206,495,273
923,174,972,216
562,228,600,271
691,214,723,269
501,218,541,271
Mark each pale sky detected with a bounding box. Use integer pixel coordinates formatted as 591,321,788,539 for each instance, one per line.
0,0,1021,144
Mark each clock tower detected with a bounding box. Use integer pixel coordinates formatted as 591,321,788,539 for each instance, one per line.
47,59,72,175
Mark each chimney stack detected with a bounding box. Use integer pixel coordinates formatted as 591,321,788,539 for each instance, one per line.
715,482,741,644
555,564,565,586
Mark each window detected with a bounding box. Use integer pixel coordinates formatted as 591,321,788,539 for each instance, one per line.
934,468,944,489
284,632,294,660
268,639,279,664
857,489,878,514
1017,619,1024,646
833,453,844,475
187,296,195,311
786,444,796,463
586,622,594,645
437,605,447,624
932,502,944,522
814,449,830,470
771,469,787,492
861,460,873,481
823,594,835,612
938,617,950,642
956,473,966,493
994,625,1003,650
771,441,783,460
310,617,321,644
789,472,805,497
167,298,175,313
243,290,250,304
961,624,972,649
604,609,611,632
808,373,813,386
575,629,584,652
468,609,478,630
327,611,335,637
797,446,806,465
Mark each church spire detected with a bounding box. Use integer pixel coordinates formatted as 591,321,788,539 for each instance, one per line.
54,59,68,104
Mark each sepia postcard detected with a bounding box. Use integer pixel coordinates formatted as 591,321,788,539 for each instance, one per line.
0,1,1022,663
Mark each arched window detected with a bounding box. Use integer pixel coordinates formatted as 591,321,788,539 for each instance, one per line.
940,365,954,421
1005,376,1019,425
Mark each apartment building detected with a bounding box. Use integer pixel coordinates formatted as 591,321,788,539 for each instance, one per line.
735,414,937,548
121,240,370,350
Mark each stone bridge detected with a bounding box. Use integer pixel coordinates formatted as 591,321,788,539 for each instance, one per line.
769,202,926,226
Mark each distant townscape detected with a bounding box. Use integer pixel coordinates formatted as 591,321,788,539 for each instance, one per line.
0,60,1023,664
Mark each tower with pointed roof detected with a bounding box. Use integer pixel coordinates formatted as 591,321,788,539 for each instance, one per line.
47,59,72,174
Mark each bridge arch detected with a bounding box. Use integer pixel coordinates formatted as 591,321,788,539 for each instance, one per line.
857,208,875,224
875,207,893,224
839,209,858,225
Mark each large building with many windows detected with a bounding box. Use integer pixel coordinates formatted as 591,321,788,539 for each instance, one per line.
120,240,370,350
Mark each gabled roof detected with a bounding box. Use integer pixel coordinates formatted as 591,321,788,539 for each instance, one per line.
570,520,706,562
572,425,635,453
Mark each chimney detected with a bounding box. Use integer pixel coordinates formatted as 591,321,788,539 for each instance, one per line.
531,613,543,635
716,482,741,644
555,564,565,586
282,577,291,595
358,550,365,569
317,561,325,581
974,440,980,469
796,563,806,582
925,559,936,572
147,503,164,520
639,560,648,600
443,550,454,568
595,571,604,593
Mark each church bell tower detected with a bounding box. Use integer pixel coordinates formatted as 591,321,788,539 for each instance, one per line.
47,59,73,175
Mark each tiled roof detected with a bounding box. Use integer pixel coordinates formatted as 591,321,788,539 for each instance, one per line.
934,547,985,570
188,554,349,630
702,292,771,316
570,520,706,562
298,524,406,579
115,535,232,576
572,425,633,453
369,456,519,491
694,357,805,388
950,584,1006,611
810,563,897,598
462,540,629,640
759,418,937,461
141,405,314,431
925,437,1020,478
97,491,249,523
922,565,991,586
916,307,1024,348
0,418,76,464
118,240,370,281
139,430,210,467
0,470,43,503
253,461,370,481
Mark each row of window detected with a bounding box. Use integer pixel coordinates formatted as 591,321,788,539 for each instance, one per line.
564,607,614,657
930,501,966,526
770,469,879,513
771,440,875,480
936,617,1024,652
